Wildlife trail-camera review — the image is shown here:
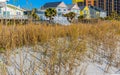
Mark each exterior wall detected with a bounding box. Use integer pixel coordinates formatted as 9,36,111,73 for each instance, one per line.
56,2,68,17
80,6,91,19
68,4,80,18
1,6,24,16
56,7,68,17
99,12,107,18
70,9,80,15
89,7,98,18
38,7,68,20
0,4,27,19
80,6,107,19
68,8,80,19
38,2,68,20
37,10,47,20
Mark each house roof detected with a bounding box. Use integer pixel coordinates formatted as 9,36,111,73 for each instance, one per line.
79,6,105,12
41,1,62,9
7,4,25,11
79,6,85,10
67,4,80,10
89,6,105,12
67,4,75,9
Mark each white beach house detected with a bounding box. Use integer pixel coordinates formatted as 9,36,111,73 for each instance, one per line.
37,1,71,25
0,0,27,19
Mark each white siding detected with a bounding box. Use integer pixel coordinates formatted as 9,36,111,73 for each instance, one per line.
0,4,27,19
1,6,24,16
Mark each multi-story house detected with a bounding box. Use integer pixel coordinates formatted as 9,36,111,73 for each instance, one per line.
0,0,28,19
37,1,70,25
80,6,106,19
89,6,107,18
39,1,68,19
37,1,106,23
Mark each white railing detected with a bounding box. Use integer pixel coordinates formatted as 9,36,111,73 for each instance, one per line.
53,16,70,25
0,15,28,19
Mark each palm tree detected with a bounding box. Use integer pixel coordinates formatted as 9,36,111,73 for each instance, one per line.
45,8,57,22
63,12,76,22
31,8,39,21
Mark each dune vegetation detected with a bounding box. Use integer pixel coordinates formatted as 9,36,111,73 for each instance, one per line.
0,20,120,75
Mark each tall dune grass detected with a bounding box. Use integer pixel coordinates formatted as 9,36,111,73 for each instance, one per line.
0,20,120,75
0,20,119,50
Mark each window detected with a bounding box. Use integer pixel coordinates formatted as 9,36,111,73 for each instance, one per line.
74,10,77,13
84,10,87,14
0,8,1,13
3,11,10,17
58,9,61,11
64,9,66,11
58,13,62,16
16,12,21,15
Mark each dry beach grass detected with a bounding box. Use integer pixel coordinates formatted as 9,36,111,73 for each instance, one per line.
0,20,120,75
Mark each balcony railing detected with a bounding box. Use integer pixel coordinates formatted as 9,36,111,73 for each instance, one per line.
0,15,28,19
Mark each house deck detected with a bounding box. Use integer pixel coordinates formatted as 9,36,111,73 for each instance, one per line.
0,15,29,24
0,15,28,20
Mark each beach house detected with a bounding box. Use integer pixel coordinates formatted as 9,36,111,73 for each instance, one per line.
38,1,68,20
80,6,107,19
37,1,70,25
0,0,27,19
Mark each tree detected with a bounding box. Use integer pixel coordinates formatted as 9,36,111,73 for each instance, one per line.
63,12,76,22
45,8,57,22
31,8,39,20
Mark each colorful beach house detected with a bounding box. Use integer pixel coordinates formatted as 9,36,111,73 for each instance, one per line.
37,1,106,24
80,6,107,19
89,6,107,18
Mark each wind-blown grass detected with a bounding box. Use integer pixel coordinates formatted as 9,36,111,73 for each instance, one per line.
0,20,120,75
0,20,120,50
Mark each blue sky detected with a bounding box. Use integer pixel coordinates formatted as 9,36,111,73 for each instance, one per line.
8,0,72,9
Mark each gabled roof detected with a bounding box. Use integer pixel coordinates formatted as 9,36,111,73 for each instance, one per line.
67,4,80,10
41,1,62,9
89,6,106,12
67,4,75,9
79,6,85,10
7,4,25,11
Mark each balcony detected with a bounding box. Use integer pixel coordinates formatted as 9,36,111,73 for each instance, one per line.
0,15,28,19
